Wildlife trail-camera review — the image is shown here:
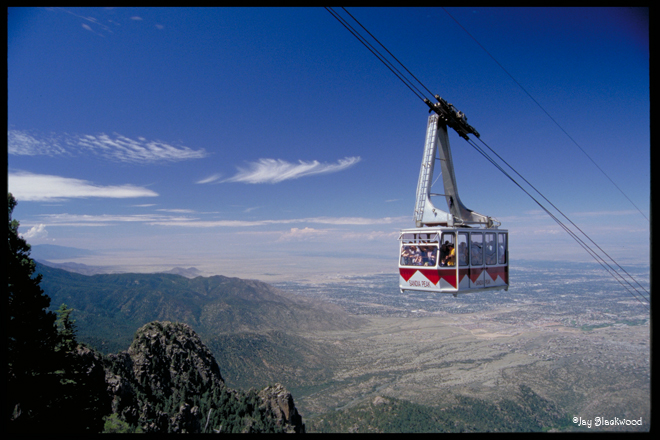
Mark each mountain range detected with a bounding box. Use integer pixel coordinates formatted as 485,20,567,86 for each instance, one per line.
32,262,581,432
36,262,364,389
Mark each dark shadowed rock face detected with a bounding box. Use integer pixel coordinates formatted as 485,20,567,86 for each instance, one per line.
103,321,305,433
259,384,305,433
127,321,224,395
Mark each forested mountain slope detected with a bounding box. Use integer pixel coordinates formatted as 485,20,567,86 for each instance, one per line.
37,262,363,389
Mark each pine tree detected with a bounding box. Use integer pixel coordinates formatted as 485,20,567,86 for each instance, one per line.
8,194,110,433
52,303,111,433
55,303,77,353
7,193,61,431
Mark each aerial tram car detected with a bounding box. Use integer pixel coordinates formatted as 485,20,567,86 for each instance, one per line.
399,96,509,295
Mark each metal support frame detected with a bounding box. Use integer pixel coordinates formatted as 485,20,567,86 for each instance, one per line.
413,113,497,228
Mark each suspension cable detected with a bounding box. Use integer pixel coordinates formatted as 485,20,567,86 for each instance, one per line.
467,138,649,308
325,7,429,103
473,136,649,298
339,7,437,100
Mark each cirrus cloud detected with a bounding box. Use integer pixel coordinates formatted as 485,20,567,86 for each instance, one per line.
145,215,404,228
222,157,361,184
8,130,68,156
8,130,207,164
196,173,222,184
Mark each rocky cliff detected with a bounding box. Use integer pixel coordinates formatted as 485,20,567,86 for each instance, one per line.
102,321,305,433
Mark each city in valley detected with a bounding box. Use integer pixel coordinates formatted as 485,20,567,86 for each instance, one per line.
272,260,650,431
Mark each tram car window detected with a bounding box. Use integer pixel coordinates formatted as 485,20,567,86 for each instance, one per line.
471,233,483,266
458,233,469,267
485,233,497,265
498,233,507,264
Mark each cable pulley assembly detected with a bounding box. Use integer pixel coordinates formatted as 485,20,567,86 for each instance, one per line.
424,96,480,140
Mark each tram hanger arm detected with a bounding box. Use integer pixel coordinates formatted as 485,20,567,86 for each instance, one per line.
414,112,497,228
424,96,480,141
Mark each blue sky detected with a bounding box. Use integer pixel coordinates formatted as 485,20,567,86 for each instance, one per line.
8,7,649,281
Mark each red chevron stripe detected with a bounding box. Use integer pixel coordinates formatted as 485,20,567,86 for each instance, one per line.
399,268,458,288
399,268,417,282
486,266,509,284
469,268,484,283
459,268,469,283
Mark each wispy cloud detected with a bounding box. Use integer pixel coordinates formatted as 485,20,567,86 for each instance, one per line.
52,7,114,36
276,227,399,242
339,230,400,241
8,130,68,156
146,215,405,228
276,227,332,242
196,173,222,184
51,8,166,37
8,130,207,164
26,214,402,228
31,212,192,227
8,171,159,202
223,157,361,184
302,216,400,226
73,133,208,163
156,208,197,213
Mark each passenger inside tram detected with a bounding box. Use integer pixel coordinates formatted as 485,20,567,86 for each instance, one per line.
441,243,455,266
425,246,437,266
400,246,412,265
400,245,438,267
471,242,483,265
498,237,507,264
458,242,469,266
412,246,423,265
439,241,449,266
485,243,496,265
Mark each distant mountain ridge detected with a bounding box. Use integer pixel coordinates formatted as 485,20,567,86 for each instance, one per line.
35,260,116,276
36,259,204,278
31,244,99,260
37,262,362,335
158,266,204,278
36,263,364,389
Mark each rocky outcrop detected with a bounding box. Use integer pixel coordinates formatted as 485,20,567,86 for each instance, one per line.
170,402,201,433
127,321,225,395
103,321,305,433
259,384,305,433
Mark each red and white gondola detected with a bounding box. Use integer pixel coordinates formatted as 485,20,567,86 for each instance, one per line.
399,98,509,295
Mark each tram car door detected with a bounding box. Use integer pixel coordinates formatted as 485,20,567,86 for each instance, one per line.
458,230,508,292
